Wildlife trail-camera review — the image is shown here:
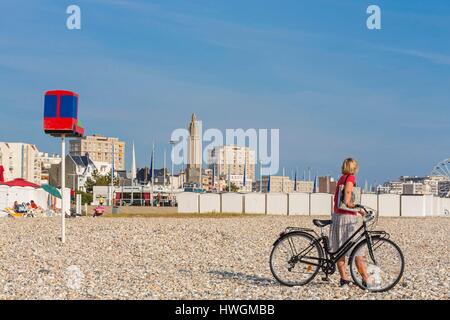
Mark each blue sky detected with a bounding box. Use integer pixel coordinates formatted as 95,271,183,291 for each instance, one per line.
0,0,449,184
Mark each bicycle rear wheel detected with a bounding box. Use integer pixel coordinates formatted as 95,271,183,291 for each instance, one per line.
349,237,404,292
270,232,323,286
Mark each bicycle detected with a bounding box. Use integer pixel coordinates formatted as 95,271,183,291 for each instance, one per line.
269,205,404,292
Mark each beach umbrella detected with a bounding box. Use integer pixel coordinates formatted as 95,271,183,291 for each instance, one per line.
0,178,40,188
41,184,62,199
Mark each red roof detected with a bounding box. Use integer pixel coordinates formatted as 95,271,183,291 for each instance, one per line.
0,178,40,188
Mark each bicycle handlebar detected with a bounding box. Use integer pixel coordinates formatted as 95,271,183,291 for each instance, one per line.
356,204,377,223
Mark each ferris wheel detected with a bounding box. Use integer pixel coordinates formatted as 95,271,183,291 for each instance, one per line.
431,158,450,197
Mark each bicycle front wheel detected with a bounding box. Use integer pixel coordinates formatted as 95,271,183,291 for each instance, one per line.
270,232,323,286
349,237,404,292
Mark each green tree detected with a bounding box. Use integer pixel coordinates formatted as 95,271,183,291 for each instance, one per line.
84,170,119,193
76,190,93,205
224,182,240,192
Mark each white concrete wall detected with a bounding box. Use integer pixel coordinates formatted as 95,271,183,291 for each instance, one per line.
199,193,221,213
244,193,266,214
177,192,199,213
288,193,310,215
175,191,448,217
266,193,288,215
310,193,332,216
441,198,450,216
423,195,433,216
432,197,441,216
378,194,401,217
401,195,426,217
361,193,378,212
221,193,243,213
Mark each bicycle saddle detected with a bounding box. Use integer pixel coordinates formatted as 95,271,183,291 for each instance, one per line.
313,219,332,227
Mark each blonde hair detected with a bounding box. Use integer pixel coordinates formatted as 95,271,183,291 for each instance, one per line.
341,158,358,175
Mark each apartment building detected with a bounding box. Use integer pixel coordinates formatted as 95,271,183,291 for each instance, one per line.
0,142,41,184
292,180,315,193
37,152,61,184
318,176,337,194
69,134,125,170
208,145,256,181
259,175,292,193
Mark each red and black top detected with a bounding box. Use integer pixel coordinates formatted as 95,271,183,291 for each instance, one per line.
333,174,357,215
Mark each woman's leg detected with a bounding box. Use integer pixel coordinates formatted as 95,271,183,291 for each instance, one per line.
330,214,350,281
355,256,369,282
336,257,350,280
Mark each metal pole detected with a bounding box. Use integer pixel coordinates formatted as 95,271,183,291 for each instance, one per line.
170,141,175,206
259,160,262,193
131,183,134,206
199,149,203,191
181,154,184,190
218,149,221,192
151,143,154,207
214,162,217,192
110,144,115,206
228,164,231,192
163,148,167,188
60,135,66,243
120,180,123,207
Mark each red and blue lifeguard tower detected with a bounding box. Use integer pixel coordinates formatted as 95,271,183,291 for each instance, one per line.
43,90,84,137
43,89,84,243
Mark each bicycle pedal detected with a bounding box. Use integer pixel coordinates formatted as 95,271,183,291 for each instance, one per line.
321,277,331,282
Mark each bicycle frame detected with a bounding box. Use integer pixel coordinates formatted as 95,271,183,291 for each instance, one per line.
271,205,402,289
285,219,390,276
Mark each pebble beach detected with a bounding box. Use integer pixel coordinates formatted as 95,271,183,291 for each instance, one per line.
0,215,448,300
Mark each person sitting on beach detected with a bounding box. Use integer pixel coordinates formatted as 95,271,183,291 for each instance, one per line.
93,205,105,217
30,200,38,210
13,201,27,213
13,201,19,211
330,158,369,288
28,200,43,214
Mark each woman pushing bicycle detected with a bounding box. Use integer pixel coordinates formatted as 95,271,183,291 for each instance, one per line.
270,158,405,292
330,158,369,287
